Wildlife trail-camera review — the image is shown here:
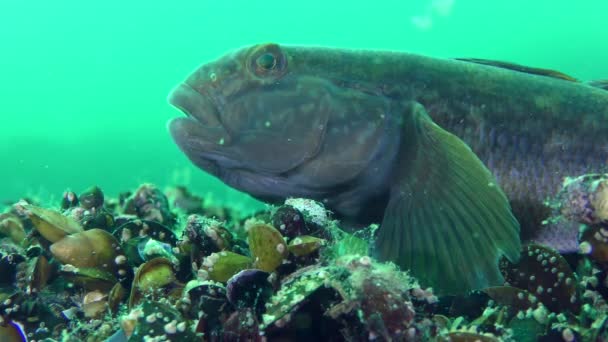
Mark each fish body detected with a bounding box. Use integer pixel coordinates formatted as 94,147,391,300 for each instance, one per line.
168,43,608,294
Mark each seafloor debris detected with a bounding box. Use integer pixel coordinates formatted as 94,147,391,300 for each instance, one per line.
1,182,608,341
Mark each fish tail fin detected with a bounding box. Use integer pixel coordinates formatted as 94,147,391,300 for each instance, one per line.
375,102,521,294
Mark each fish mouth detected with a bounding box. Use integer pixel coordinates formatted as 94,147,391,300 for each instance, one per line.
167,83,222,127
167,83,233,175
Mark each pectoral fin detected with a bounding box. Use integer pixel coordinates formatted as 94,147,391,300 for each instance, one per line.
375,102,521,294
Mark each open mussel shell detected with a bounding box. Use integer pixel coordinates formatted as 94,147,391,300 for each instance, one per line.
135,258,176,292
29,254,56,293
24,204,83,243
108,282,127,315
82,290,108,318
59,265,117,291
129,257,180,308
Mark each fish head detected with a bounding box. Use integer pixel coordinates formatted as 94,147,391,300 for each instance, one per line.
168,43,397,202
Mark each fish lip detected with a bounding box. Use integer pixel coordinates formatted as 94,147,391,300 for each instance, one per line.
167,82,222,127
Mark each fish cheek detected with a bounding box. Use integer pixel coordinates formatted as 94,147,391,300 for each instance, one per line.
219,93,333,174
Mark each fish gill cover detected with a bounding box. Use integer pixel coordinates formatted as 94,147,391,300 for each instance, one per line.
1,0,608,341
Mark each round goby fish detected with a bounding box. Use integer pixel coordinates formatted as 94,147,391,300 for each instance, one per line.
168,43,608,294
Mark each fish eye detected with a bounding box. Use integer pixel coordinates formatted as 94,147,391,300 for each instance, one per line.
256,53,277,70
248,44,287,79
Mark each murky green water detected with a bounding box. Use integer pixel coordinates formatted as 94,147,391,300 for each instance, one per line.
2,0,607,209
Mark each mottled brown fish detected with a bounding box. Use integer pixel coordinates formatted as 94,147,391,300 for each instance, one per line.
168,43,608,294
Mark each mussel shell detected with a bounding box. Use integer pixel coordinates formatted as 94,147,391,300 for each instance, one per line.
0,253,26,285
108,282,127,315
61,190,79,209
271,205,310,239
60,266,117,291
129,257,177,308
113,219,177,246
223,309,261,342
50,228,121,274
134,257,176,293
128,300,196,341
29,255,55,292
248,223,288,273
201,251,253,283
25,204,83,243
0,213,26,245
79,185,104,210
226,269,272,314
0,321,27,342
287,236,325,257
185,280,230,320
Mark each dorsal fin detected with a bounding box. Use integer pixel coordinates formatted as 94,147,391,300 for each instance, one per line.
456,58,578,82
589,79,608,90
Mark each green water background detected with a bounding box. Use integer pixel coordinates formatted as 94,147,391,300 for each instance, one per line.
1,0,607,212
